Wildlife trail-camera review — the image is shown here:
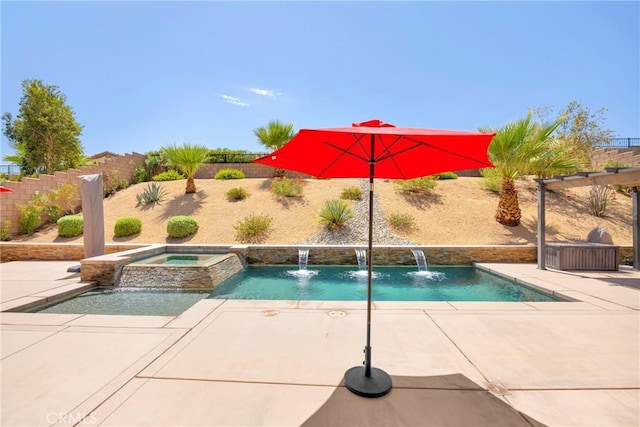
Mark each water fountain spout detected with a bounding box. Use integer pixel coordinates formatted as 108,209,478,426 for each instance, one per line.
411,249,428,272
355,249,367,271
299,249,309,271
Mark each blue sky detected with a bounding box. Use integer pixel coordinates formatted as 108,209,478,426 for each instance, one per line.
1,1,638,159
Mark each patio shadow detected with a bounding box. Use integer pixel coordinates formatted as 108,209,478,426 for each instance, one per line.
302,373,546,427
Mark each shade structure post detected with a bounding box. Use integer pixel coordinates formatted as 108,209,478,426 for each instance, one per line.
537,180,546,270
633,187,639,271
343,134,392,398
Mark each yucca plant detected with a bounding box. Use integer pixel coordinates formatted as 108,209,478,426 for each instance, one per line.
136,183,167,206
318,200,353,229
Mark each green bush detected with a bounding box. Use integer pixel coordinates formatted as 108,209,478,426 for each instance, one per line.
340,186,363,201
167,216,199,238
318,200,354,229
434,171,458,180
394,176,437,194
57,215,83,237
114,217,142,237
387,212,415,232
136,183,168,205
271,177,304,197
480,168,501,193
133,165,148,184
17,203,42,235
233,214,273,243
1,220,12,241
214,168,246,180
153,170,185,182
226,187,249,201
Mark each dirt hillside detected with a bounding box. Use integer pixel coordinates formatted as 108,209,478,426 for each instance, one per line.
16,177,634,246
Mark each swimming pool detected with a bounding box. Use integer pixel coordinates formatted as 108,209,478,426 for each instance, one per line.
29,266,560,316
209,266,560,302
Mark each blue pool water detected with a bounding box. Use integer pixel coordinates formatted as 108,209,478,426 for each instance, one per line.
31,266,560,316
35,288,210,316
209,266,560,302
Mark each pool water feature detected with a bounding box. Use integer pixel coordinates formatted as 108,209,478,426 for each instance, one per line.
118,252,244,289
210,266,561,302
33,288,210,316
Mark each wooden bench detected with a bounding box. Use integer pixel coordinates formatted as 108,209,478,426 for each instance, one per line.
545,243,620,271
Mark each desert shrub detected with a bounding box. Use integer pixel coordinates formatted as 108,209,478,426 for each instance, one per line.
167,215,199,238
17,203,42,235
136,183,168,205
340,186,363,201
50,183,80,216
1,220,11,241
233,214,273,243
271,177,304,197
215,168,246,180
434,171,458,180
387,212,415,232
480,168,501,193
318,200,353,229
153,170,185,182
394,176,437,193
102,168,126,197
57,215,83,237
133,165,148,184
226,187,249,201
588,185,611,217
114,217,142,237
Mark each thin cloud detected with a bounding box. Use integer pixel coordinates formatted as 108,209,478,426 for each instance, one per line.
249,88,282,98
219,94,250,107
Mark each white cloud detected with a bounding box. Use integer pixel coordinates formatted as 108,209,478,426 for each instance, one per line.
219,94,250,107
249,88,282,98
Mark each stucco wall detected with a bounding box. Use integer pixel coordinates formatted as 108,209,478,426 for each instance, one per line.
0,153,147,234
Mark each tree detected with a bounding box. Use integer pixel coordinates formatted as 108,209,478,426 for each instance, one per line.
536,101,615,168
253,120,295,177
484,111,582,226
2,79,84,175
162,143,209,194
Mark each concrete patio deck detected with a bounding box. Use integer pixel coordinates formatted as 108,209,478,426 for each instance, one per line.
1,261,638,426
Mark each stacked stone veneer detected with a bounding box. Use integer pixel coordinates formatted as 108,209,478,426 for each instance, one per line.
246,245,540,265
117,253,245,289
0,152,146,234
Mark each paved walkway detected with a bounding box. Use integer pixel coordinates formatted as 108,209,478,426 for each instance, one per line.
1,261,638,426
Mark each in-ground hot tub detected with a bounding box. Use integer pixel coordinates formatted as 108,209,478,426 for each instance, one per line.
118,252,245,289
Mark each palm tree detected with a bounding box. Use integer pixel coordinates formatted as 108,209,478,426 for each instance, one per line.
484,112,582,226
253,120,295,177
162,143,209,194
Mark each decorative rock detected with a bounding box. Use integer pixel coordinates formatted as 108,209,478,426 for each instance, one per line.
586,227,614,245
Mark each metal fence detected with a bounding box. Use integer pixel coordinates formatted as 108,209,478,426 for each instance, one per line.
0,164,20,176
207,152,266,163
598,138,640,148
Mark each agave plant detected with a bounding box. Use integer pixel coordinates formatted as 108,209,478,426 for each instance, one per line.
136,183,167,206
318,200,354,229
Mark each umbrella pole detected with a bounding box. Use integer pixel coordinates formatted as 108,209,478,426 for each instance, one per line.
344,135,392,398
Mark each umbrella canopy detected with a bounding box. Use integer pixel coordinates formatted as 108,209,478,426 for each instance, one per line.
254,119,495,179
254,119,496,398
0,186,14,193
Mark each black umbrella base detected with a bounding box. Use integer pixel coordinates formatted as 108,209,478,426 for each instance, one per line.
344,366,392,398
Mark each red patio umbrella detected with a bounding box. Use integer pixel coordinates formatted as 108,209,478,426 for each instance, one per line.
254,119,496,398
0,186,14,193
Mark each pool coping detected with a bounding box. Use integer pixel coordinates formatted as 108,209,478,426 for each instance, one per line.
1,260,638,426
